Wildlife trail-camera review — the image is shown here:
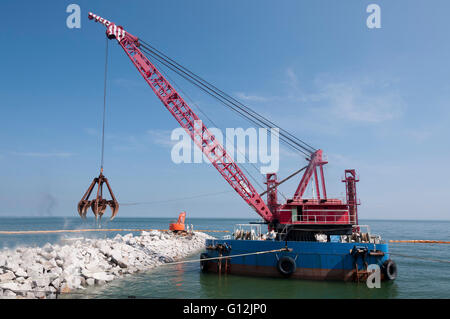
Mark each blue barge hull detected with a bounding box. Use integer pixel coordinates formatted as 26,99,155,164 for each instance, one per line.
202,239,392,282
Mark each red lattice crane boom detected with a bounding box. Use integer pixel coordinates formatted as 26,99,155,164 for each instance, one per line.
88,13,359,233
88,13,273,223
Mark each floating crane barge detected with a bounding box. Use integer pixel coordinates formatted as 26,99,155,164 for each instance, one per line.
88,13,397,282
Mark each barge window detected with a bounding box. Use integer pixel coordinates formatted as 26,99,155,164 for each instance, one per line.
292,206,303,222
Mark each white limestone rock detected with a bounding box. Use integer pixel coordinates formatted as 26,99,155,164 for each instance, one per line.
15,282,33,296
26,264,44,278
99,245,111,256
39,251,56,261
15,276,25,283
83,261,99,272
42,259,57,270
49,266,62,276
113,234,122,242
0,255,6,268
123,233,133,240
0,282,20,291
25,292,35,299
149,230,160,237
95,279,106,286
34,291,46,299
126,237,137,245
110,250,128,268
0,271,16,283
80,268,93,279
64,275,82,289
111,266,122,276
51,278,61,290
0,230,213,298
5,260,20,272
42,243,54,253
79,276,86,287
33,276,51,288
14,267,27,278
3,289,17,298
91,272,114,282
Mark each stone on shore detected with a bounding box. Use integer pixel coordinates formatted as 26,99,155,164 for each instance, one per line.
14,267,27,278
0,271,15,283
0,230,213,299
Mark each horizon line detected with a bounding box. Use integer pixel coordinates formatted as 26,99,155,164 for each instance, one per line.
0,216,449,222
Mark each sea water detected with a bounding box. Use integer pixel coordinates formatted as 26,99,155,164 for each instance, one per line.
0,217,448,299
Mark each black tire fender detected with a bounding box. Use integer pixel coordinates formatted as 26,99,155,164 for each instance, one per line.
382,259,397,280
277,256,296,277
200,253,209,273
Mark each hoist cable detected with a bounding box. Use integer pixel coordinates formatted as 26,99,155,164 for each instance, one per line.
149,56,269,193
148,55,286,198
139,43,315,156
140,41,316,154
140,46,311,158
100,38,109,171
141,46,308,157
140,44,313,155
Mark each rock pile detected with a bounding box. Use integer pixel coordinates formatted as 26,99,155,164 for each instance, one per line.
0,230,213,299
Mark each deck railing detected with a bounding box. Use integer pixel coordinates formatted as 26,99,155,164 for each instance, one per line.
292,212,356,224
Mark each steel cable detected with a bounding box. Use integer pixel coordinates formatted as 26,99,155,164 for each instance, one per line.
139,44,313,157
142,46,309,157
148,57,269,193
140,41,316,154
100,38,109,171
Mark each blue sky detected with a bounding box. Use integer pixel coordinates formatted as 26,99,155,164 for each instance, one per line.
0,0,449,220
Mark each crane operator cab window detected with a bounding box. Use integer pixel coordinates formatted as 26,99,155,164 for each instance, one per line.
292,206,303,222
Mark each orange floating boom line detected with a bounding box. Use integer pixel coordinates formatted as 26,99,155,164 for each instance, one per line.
0,228,229,235
389,240,450,244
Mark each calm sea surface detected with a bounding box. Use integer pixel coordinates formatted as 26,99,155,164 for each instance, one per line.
0,217,449,299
